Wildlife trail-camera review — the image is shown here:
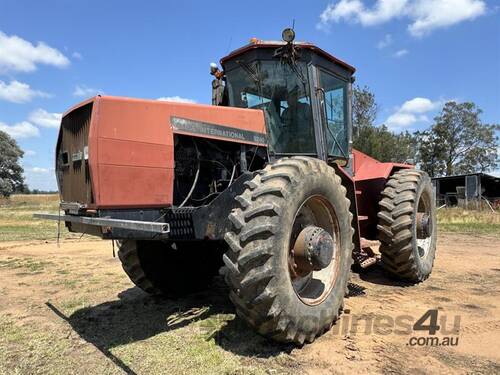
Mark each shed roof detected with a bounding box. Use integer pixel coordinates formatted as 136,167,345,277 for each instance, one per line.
432,173,500,182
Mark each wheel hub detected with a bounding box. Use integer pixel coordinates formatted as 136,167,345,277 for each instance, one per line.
416,212,431,238
291,225,334,277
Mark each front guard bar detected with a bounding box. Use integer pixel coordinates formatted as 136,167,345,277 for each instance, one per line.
33,213,170,234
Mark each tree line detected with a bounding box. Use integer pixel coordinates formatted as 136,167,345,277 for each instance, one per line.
0,131,57,197
352,86,499,177
1,89,498,197
1,131,25,197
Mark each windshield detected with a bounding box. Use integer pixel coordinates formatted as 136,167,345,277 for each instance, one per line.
225,60,315,154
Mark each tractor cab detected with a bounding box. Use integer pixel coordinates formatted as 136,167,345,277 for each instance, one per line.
216,29,356,165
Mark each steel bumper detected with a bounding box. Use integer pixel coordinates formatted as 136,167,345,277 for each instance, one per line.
33,213,170,234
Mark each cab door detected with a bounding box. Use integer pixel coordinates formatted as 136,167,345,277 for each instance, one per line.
317,69,350,161
307,65,351,163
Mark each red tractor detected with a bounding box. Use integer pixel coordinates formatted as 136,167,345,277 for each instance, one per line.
36,29,437,344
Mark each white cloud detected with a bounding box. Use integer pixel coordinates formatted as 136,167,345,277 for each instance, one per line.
30,167,51,173
385,97,443,130
318,0,365,28
386,112,417,128
408,0,486,36
393,49,409,57
318,0,408,28
24,150,36,156
377,34,393,49
0,31,70,74
73,84,102,97
72,51,82,60
28,108,62,128
355,0,408,25
0,80,50,103
400,97,440,113
0,121,40,139
317,0,486,36
157,96,196,103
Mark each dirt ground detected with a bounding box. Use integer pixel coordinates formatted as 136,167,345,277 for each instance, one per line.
0,233,499,374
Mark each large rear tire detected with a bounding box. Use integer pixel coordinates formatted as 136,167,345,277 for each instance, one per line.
223,157,354,344
377,169,437,282
118,240,224,297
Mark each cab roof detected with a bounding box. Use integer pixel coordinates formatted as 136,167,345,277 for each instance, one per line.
220,39,356,74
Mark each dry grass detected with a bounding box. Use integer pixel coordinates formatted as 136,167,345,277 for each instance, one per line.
0,194,82,242
437,207,500,235
4,194,60,204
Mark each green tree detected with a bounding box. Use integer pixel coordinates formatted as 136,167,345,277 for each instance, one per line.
418,101,499,176
414,130,444,177
352,85,378,137
352,86,417,163
354,125,417,163
0,130,25,197
392,130,418,164
14,183,30,194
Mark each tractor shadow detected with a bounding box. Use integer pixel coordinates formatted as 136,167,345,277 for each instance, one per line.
353,263,416,288
46,278,292,374
46,267,409,373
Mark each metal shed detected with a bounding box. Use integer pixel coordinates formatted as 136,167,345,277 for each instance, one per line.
432,173,500,209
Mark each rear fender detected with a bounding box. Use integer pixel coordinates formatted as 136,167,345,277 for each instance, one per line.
352,149,412,240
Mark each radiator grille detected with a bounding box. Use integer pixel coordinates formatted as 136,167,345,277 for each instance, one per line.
56,103,93,205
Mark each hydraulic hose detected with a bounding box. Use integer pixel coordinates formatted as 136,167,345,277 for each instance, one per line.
178,139,200,208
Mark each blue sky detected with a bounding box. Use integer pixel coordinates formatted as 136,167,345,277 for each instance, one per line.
0,0,499,190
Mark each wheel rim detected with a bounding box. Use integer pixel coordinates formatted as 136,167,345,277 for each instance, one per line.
288,195,341,306
416,190,433,258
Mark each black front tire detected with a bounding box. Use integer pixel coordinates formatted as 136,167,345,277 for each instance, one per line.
223,157,354,344
118,240,224,297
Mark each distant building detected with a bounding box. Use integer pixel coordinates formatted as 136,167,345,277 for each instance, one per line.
432,173,500,209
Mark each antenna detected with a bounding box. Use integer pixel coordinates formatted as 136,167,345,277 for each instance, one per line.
292,19,295,30
226,35,233,54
